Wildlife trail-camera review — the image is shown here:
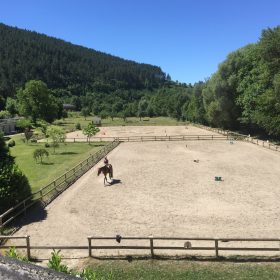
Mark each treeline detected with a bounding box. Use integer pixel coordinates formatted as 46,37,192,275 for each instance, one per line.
0,23,165,104
1,23,280,138
202,26,280,137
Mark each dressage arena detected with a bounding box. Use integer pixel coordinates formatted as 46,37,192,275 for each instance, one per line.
14,125,280,259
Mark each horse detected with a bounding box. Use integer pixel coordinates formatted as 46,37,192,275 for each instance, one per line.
97,164,113,185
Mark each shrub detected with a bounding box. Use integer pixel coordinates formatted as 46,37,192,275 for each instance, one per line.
45,142,50,148
5,247,28,262
7,139,15,147
0,110,11,119
75,123,81,130
48,250,70,274
0,163,31,213
30,138,37,143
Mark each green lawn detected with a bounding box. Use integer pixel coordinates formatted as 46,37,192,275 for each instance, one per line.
54,115,187,133
9,135,105,192
79,259,280,280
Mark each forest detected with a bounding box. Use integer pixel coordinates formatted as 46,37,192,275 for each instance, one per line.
0,23,280,138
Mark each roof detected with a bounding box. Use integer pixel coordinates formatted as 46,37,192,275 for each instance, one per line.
0,255,78,280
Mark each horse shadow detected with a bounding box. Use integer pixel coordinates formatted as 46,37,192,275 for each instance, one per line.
106,179,122,187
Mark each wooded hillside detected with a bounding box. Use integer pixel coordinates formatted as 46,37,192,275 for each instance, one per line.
0,23,165,99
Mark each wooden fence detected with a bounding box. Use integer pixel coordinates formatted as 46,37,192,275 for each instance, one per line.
2,235,280,260
193,123,280,152
0,140,119,230
67,134,229,142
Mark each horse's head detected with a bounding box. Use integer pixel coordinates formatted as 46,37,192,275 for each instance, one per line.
97,167,102,176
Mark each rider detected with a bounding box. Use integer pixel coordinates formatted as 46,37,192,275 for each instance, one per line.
104,156,109,167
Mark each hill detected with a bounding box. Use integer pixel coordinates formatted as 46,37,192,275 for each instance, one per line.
0,23,166,100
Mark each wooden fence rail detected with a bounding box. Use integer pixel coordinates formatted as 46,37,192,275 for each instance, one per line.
0,140,119,230
2,235,280,260
67,134,229,143
193,123,280,152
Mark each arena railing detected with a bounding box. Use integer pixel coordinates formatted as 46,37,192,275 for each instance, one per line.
2,235,280,260
193,123,280,152
67,134,229,142
0,140,119,230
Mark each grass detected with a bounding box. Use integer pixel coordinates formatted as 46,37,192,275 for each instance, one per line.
79,259,280,280
54,114,187,133
9,135,105,192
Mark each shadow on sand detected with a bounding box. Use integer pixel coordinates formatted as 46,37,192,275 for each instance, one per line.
12,203,48,228
90,254,280,263
105,179,122,187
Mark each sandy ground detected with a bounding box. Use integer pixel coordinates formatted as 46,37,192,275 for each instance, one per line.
66,125,220,140
12,125,280,262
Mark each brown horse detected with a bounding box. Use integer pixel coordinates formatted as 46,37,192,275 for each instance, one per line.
98,164,113,185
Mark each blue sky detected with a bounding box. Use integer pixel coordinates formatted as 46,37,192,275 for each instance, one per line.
1,0,280,84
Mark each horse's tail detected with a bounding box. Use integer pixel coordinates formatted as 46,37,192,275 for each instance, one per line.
97,167,102,176
109,164,113,178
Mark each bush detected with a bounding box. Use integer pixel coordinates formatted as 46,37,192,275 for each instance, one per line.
0,163,31,213
45,142,50,148
30,138,37,143
48,250,70,274
7,139,15,147
5,247,28,262
75,123,81,130
0,110,11,119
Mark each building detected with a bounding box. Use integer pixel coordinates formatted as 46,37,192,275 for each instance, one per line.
0,118,17,135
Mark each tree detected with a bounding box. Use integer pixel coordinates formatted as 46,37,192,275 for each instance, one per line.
24,128,33,144
17,80,59,123
47,125,66,153
0,132,31,213
138,99,148,120
83,123,99,144
15,119,32,132
81,107,90,120
33,148,49,163
99,110,109,120
5,97,18,116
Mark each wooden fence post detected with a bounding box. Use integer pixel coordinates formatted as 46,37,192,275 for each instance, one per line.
23,200,27,216
150,236,154,258
88,237,92,257
214,239,219,258
26,235,31,260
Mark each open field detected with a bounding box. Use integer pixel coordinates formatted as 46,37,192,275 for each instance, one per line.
55,116,187,132
12,125,280,262
67,124,218,140
9,135,106,192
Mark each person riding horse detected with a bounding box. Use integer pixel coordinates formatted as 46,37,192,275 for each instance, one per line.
98,157,113,185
